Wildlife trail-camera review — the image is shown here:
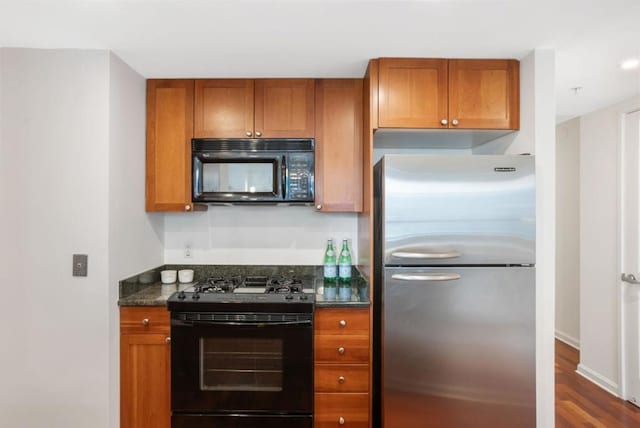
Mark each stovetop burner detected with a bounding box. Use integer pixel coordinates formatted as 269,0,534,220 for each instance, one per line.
194,276,242,293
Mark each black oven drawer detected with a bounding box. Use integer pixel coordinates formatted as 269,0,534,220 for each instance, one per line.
172,414,312,428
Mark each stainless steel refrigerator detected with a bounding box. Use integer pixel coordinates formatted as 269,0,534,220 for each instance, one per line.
372,154,536,428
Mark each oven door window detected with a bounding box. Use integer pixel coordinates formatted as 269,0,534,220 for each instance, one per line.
202,160,278,196
200,337,283,392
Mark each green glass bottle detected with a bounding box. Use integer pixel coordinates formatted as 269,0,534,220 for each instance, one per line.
338,239,352,283
323,239,337,284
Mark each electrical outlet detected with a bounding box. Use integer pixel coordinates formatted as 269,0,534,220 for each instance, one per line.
184,246,193,258
73,254,88,277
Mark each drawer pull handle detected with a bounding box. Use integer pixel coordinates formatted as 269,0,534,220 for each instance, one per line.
142,318,150,326
338,376,345,384
339,416,345,425
339,320,347,327
165,336,171,344
338,347,345,355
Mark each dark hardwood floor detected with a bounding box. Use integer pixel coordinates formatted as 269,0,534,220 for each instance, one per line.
556,339,640,427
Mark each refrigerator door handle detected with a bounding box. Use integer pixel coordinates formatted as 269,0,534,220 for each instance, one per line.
391,251,461,259
621,273,640,285
391,273,461,282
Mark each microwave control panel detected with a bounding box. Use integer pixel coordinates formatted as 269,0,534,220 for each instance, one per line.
287,153,314,201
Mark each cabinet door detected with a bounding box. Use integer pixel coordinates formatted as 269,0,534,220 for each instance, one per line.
448,59,520,130
378,58,448,128
315,393,369,428
194,79,254,138
146,79,194,212
254,79,315,138
315,79,363,212
120,333,171,428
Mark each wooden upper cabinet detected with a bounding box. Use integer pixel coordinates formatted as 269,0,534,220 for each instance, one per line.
146,79,194,212
255,79,315,138
378,58,448,128
449,59,519,130
315,79,363,213
194,79,254,138
193,78,315,138
376,58,520,130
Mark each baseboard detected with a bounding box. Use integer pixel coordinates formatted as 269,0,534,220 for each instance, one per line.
555,330,580,350
576,363,620,397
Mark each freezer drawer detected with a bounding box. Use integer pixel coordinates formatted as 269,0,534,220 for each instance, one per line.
381,266,535,428
379,155,535,266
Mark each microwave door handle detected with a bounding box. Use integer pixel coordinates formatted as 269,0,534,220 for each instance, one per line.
281,155,287,199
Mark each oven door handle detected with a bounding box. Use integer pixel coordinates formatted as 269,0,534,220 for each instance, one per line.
177,319,313,327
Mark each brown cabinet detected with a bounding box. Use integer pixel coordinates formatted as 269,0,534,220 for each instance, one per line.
378,58,519,130
448,59,519,130
194,78,315,138
194,79,254,138
146,79,195,212
120,307,171,428
314,308,370,428
315,79,363,213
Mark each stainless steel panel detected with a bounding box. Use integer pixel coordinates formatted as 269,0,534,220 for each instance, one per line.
381,155,535,265
383,266,535,427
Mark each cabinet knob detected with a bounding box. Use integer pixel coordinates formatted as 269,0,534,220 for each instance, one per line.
452,119,459,126
165,336,171,344
142,318,149,326
338,376,345,384
338,347,345,355
255,131,262,137
339,417,345,425
440,118,448,126
339,319,347,327
246,131,252,137
185,205,191,211
316,204,322,210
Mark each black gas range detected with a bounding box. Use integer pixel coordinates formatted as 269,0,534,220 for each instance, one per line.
167,275,315,428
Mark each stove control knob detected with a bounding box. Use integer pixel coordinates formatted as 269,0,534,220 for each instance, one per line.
177,291,186,300
192,293,200,300
285,295,294,301
300,295,309,301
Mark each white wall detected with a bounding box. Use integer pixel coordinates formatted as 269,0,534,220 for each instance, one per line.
0,48,161,428
555,118,581,348
0,48,111,427
164,207,357,265
107,53,164,428
578,95,640,395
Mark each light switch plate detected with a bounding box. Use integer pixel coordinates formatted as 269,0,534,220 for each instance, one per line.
73,254,88,277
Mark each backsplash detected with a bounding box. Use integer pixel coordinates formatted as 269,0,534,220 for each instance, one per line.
164,205,358,265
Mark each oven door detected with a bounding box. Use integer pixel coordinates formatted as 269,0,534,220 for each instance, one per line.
192,153,284,202
171,312,313,415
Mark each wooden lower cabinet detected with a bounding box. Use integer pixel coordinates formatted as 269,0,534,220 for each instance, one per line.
120,307,171,428
314,308,370,427
315,393,369,428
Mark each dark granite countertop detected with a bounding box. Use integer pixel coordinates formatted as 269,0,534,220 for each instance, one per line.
118,265,370,308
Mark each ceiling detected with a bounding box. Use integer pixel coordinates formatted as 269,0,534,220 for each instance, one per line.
0,0,638,122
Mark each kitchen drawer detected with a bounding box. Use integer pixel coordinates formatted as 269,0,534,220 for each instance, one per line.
120,306,170,334
314,393,369,428
315,335,369,363
315,364,369,393
315,308,369,335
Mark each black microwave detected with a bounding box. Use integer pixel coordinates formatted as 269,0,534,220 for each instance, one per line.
192,139,315,204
